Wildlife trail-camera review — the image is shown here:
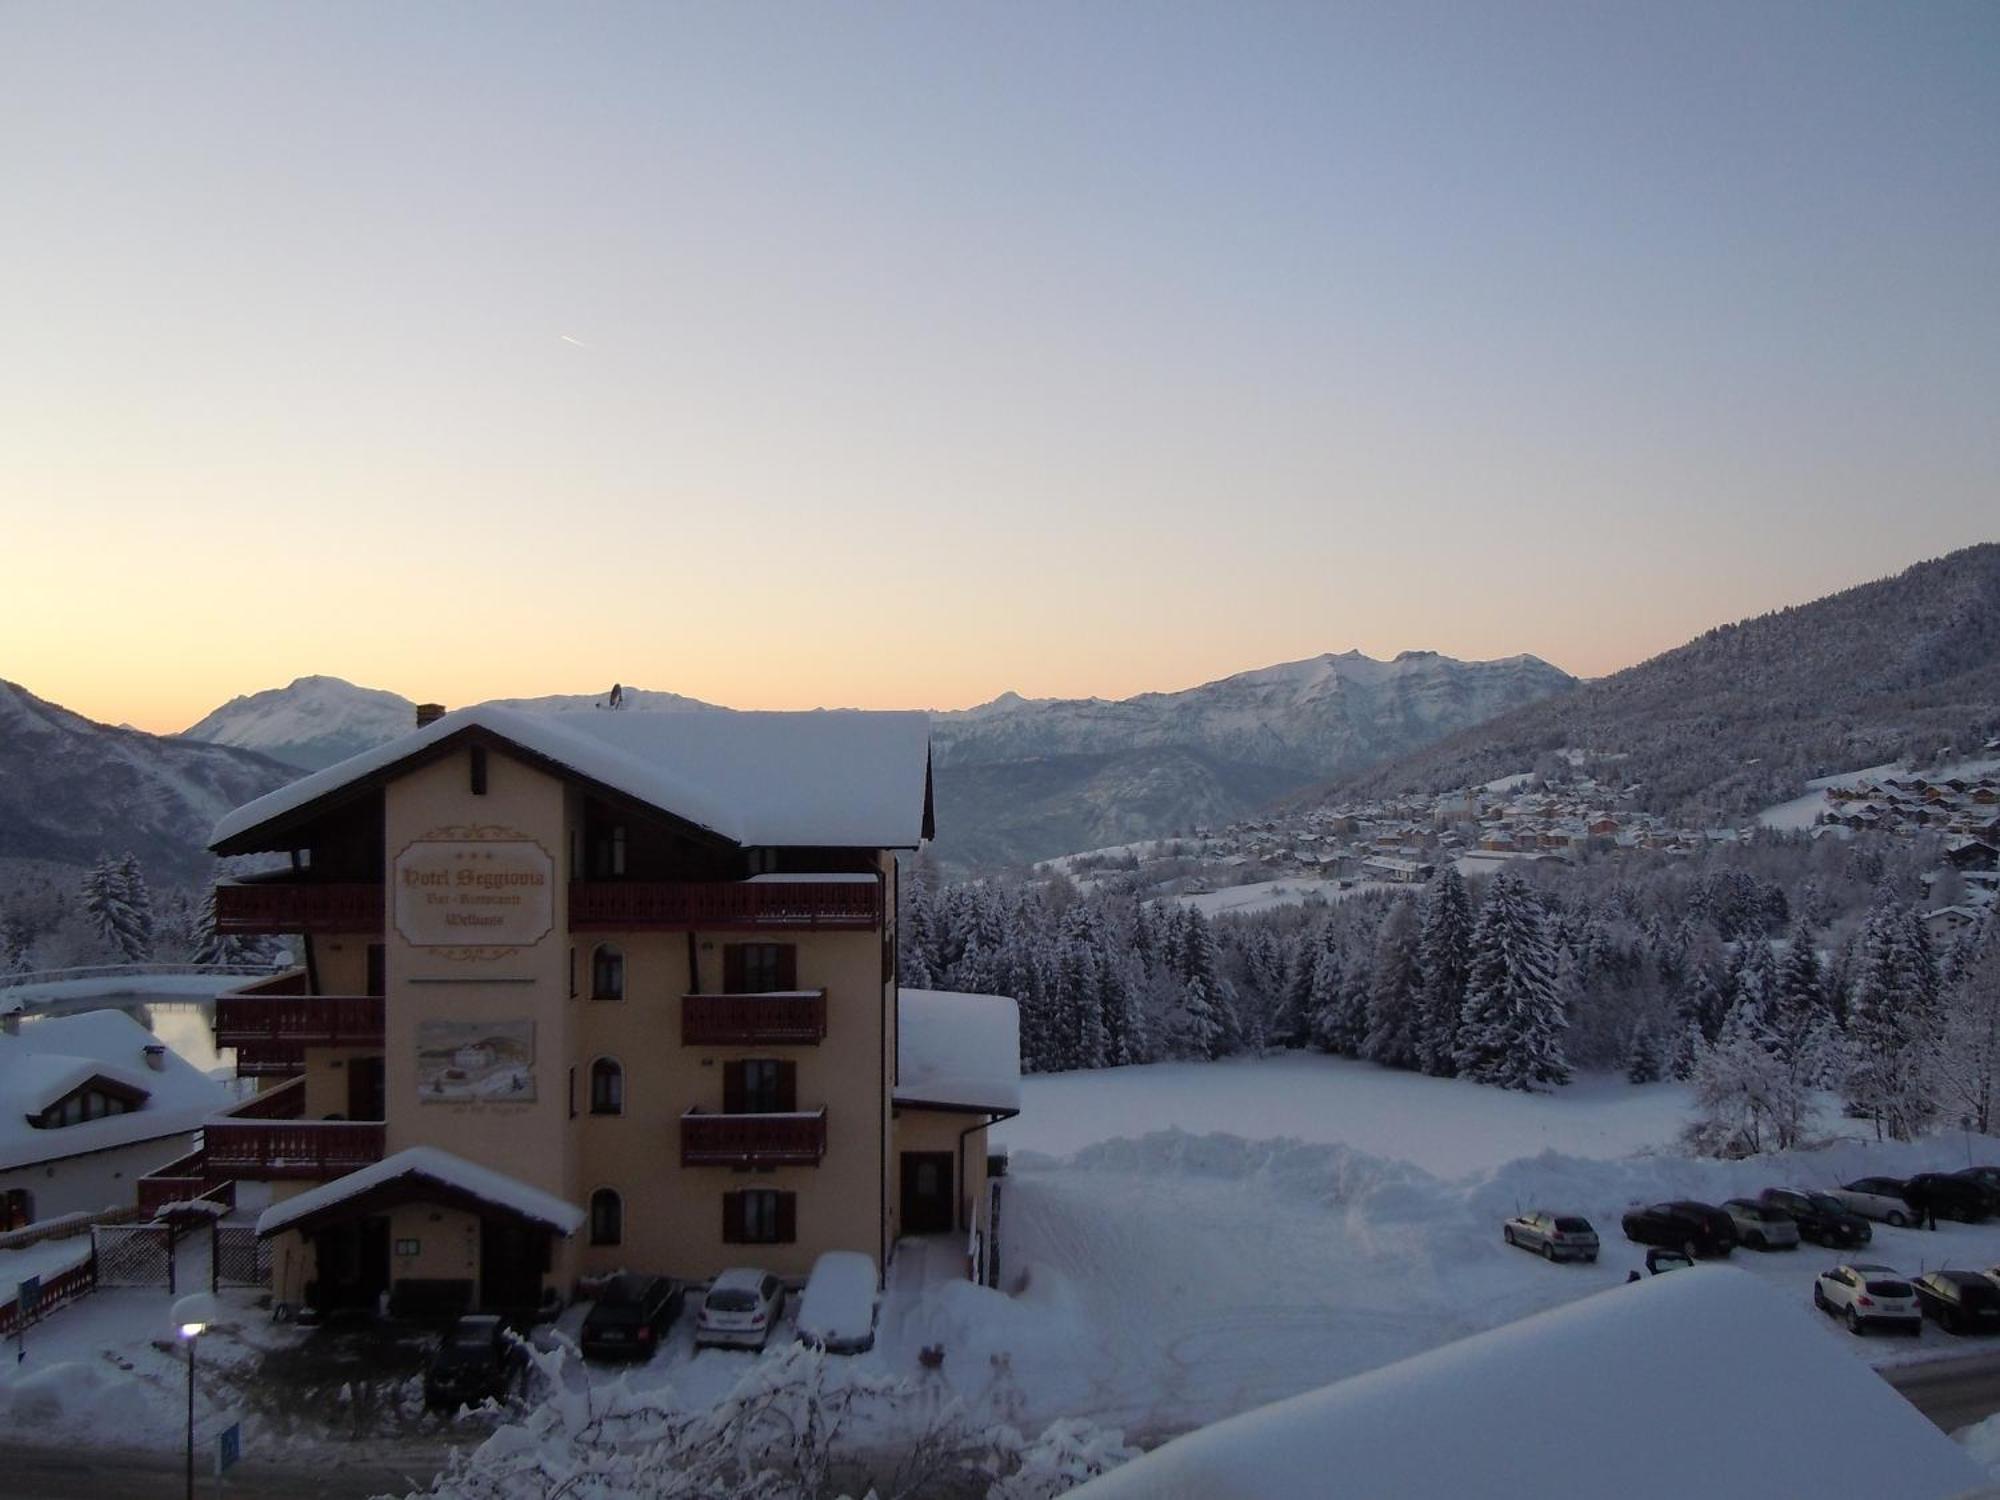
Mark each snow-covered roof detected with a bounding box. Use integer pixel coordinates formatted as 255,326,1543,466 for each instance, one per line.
255,1145,585,1238
211,705,932,851
896,988,1020,1113
0,1010,229,1172
1067,1267,1985,1500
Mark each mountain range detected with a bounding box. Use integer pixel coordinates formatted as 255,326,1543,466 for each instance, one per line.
1332,543,2000,822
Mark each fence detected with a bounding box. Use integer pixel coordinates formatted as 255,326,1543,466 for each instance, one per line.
212,1224,272,1291
91,1222,176,1292
0,1253,96,1337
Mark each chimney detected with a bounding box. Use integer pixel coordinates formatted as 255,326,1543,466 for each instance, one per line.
415,703,446,728
143,1043,168,1072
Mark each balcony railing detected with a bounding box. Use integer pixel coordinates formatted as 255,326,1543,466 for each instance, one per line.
203,1120,386,1180
680,1108,827,1168
226,1075,307,1120
682,991,827,1046
214,970,385,1048
215,881,384,935
232,1040,307,1077
570,879,880,932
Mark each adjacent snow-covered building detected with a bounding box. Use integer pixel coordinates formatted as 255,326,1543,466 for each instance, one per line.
1,1009,231,1229
174,703,1019,1317
1068,1267,1988,1500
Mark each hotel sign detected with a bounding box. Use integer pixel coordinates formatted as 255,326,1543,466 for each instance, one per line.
394,828,554,954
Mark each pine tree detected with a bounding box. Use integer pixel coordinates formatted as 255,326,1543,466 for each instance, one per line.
1416,865,1473,1077
1171,907,1238,1060
1625,1024,1664,1084
1842,894,1942,1140
1361,899,1424,1069
113,853,154,960
1454,874,1570,1090
1774,917,1827,1048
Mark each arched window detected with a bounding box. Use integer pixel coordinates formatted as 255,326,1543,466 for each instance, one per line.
589,1057,624,1116
589,1188,622,1246
591,943,624,1000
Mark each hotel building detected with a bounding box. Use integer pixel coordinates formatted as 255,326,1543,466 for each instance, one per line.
155,705,1018,1316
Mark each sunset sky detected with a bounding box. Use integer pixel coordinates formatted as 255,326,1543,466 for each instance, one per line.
5,3,1996,734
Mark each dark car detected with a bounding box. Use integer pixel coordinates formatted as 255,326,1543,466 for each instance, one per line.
580,1273,684,1361
1955,1166,2000,1196
1621,1200,1736,1258
1907,1173,1997,1224
1758,1187,1872,1249
1912,1271,2000,1334
424,1314,525,1411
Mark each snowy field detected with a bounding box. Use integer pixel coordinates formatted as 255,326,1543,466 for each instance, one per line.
1172,878,1395,918
995,1053,1698,1172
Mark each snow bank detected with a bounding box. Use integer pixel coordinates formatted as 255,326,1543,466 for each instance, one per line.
1069,1268,1986,1500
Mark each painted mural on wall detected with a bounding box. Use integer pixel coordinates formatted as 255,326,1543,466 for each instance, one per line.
394,824,554,960
416,1020,536,1103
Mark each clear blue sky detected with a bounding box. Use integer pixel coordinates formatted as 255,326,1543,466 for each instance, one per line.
5,2,1996,729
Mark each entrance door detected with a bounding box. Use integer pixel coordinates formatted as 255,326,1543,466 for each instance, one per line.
310,1215,390,1313
480,1220,546,1311
901,1152,955,1235
347,1055,385,1121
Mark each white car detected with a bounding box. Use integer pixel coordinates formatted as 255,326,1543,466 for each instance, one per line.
1827,1178,1923,1228
1501,1211,1600,1263
1813,1262,1921,1335
1722,1199,1801,1251
694,1268,786,1351
795,1251,879,1354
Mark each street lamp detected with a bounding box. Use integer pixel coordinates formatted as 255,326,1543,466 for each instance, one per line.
171,1293,221,1500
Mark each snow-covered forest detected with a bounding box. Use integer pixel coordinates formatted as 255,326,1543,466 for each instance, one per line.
0,856,269,973
901,832,2000,1152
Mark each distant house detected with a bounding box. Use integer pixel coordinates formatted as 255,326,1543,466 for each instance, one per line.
0,1009,230,1230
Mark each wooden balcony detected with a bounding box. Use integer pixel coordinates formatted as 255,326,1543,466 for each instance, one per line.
214,971,385,1048
203,1119,385,1180
682,991,827,1047
227,1075,307,1120
570,879,880,932
680,1108,827,1168
232,1040,307,1077
215,881,384,936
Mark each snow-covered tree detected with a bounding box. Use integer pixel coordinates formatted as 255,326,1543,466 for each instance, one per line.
1841,893,1942,1141
1682,999,1810,1157
1454,874,1569,1091
1625,1024,1664,1084
1361,898,1424,1070
1415,865,1473,1076
1937,917,2000,1135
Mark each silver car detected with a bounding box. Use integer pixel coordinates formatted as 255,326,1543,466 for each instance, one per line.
1723,1198,1801,1251
694,1267,786,1351
1503,1211,1600,1263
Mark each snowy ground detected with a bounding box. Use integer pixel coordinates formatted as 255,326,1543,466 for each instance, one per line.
1173,878,1396,918
16,1055,2000,1479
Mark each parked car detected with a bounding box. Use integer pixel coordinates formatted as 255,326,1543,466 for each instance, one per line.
424,1314,526,1410
1722,1199,1801,1251
1911,1271,2000,1334
1829,1178,1925,1228
1502,1212,1600,1263
580,1273,684,1361
695,1268,787,1351
1757,1187,1872,1249
1621,1201,1737,1258
1813,1264,1922,1336
1954,1166,2000,1196
1905,1173,1996,1224
795,1251,880,1354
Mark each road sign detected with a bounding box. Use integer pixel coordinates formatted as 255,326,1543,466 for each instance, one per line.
17,1276,40,1317
215,1422,240,1476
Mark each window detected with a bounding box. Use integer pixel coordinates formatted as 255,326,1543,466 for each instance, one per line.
590,1058,624,1116
470,744,488,796
723,943,795,994
724,1058,792,1114
723,1189,795,1244
36,1088,135,1130
588,824,627,878
745,847,779,875
590,1189,622,1246
592,944,625,1000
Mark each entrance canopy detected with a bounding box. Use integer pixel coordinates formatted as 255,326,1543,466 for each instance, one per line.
256,1146,585,1240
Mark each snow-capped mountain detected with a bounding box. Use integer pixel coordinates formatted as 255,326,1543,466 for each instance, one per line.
179,676,421,771
0,679,296,880
932,650,1577,774
1339,543,2000,823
